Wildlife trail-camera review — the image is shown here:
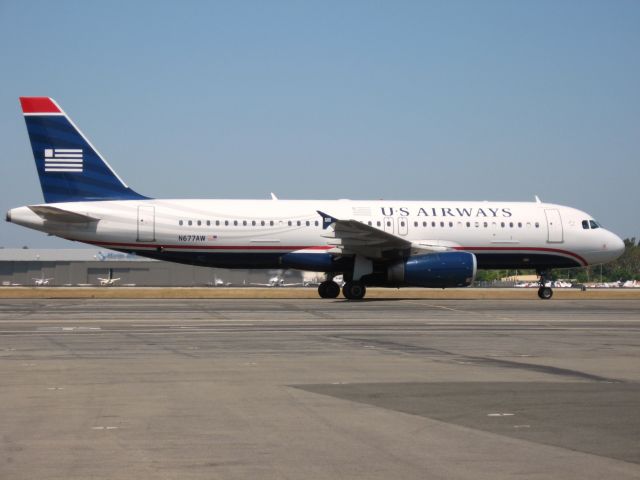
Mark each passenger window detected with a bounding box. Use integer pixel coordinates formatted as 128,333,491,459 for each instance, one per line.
179,220,183,226
509,222,513,228
483,222,487,228
206,220,211,226
423,221,427,227
306,221,310,226
377,221,381,227
197,220,201,226
501,222,505,228
368,221,372,226
387,221,391,227
242,220,247,226
315,221,319,226
413,221,418,227
432,221,436,227
297,221,301,226
440,221,445,227
517,222,522,228
466,222,470,227
474,221,479,228
535,222,539,228
233,220,238,226
270,220,274,226
215,220,220,226
449,222,453,227
288,221,292,226
188,220,192,226
261,220,265,226
224,220,229,226
252,220,256,226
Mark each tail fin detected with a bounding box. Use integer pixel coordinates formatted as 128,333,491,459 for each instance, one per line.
19,97,147,203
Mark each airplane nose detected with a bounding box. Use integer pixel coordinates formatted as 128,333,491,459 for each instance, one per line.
610,233,625,259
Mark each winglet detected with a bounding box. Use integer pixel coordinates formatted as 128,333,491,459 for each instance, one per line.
317,210,338,230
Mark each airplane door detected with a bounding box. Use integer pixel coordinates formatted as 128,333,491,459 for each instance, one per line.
544,209,563,243
383,216,394,234
398,217,408,236
137,205,155,242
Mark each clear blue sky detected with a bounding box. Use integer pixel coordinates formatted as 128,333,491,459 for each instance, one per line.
1,0,638,247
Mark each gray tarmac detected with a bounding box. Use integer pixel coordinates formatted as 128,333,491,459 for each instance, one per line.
1,298,639,479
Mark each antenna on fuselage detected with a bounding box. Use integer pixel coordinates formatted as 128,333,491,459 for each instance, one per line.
534,195,542,203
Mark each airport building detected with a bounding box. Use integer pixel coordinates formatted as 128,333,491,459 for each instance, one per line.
0,249,308,287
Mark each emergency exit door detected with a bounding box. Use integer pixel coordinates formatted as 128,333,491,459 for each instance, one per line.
137,205,155,242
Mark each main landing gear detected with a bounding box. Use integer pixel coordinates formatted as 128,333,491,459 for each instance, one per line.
537,270,553,300
318,280,340,299
317,279,367,300
342,281,366,300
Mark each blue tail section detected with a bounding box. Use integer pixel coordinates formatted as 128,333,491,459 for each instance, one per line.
20,97,147,203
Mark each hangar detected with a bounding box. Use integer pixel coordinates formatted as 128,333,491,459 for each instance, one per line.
0,248,305,287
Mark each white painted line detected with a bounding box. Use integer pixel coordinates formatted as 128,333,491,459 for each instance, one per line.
487,413,515,417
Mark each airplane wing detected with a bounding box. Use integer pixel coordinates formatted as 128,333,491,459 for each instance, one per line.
317,210,412,260
28,205,99,223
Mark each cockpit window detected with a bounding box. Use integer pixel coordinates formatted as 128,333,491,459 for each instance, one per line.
582,220,589,229
589,220,599,229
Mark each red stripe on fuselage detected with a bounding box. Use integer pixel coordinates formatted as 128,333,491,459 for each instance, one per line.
84,240,586,264
85,240,332,251
455,246,588,266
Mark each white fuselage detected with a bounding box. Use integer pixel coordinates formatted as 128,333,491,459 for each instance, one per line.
7,198,625,271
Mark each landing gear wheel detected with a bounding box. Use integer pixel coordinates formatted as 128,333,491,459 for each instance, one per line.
342,281,366,300
538,286,553,299
318,281,340,299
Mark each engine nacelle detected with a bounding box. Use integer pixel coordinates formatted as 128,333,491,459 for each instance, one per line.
387,252,477,288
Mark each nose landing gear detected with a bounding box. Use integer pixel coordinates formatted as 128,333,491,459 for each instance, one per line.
537,270,553,299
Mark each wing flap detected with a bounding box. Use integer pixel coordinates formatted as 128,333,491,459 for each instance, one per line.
317,210,411,259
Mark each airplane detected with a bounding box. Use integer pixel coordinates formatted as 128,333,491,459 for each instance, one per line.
250,271,304,287
97,268,120,286
6,97,626,300
209,276,231,287
33,273,54,286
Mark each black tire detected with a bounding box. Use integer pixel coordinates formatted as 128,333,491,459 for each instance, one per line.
538,286,553,299
343,281,366,300
318,281,340,299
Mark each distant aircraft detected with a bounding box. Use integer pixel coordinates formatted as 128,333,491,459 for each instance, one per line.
97,268,120,286
6,97,626,300
33,273,53,286
251,271,304,287
209,276,231,287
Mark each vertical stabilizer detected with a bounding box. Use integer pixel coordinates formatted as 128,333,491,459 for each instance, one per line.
20,97,147,203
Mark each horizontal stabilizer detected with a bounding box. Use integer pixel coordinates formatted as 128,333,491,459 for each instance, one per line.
28,205,99,223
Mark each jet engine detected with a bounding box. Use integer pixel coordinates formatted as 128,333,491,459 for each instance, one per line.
387,252,477,288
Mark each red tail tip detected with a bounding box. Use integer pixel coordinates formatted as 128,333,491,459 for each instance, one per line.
19,97,61,114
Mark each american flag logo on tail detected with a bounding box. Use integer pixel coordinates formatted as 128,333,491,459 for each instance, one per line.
44,148,83,173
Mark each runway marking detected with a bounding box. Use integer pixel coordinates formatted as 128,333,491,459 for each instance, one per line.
92,426,119,430
513,424,531,428
47,387,64,391
488,413,515,417
404,301,515,321
36,326,101,332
